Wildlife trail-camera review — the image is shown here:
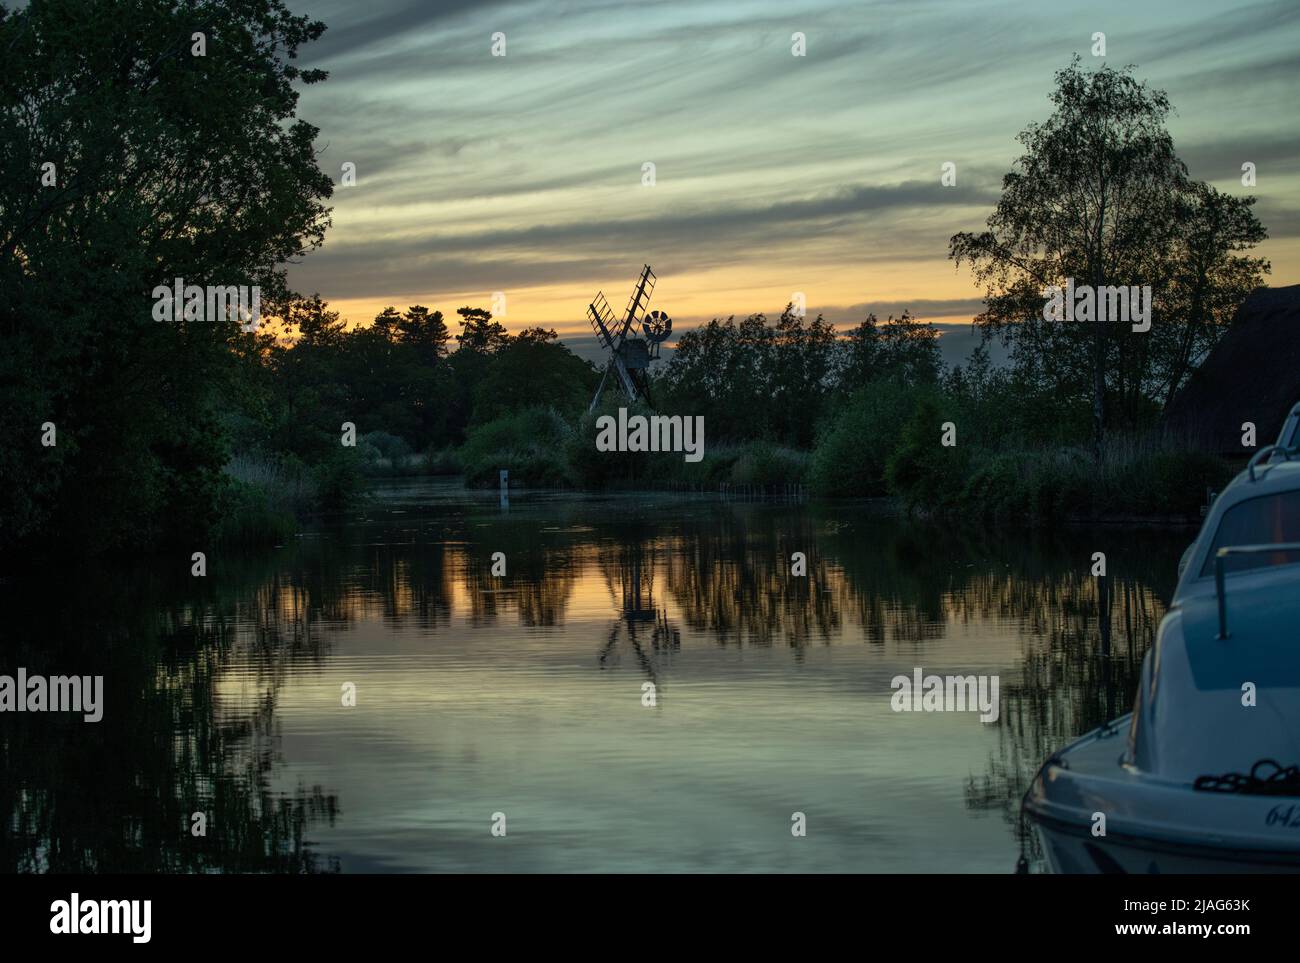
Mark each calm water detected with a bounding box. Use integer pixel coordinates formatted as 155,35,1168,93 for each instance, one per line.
1,479,1189,873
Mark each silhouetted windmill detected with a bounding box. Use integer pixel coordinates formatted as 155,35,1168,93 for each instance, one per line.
587,264,672,411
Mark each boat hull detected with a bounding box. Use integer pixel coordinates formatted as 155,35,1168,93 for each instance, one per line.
1033,814,1300,874
1024,716,1300,874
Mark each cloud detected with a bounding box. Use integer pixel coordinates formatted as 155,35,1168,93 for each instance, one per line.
291,179,996,298
283,0,1300,323
303,0,515,62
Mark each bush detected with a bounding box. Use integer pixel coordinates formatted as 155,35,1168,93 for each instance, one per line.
461,407,573,487
425,445,463,475
810,379,935,496
360,431,413,463
211,480,297,546
224,452,318,515
891,438,1234,525
566,398,655,487
312,446,369,511
884,396,970,513
730,441,809,486
1118,449,1231,516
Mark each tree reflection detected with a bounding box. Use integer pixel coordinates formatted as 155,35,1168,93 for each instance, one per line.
962,567,1168,865
0,556,341,872
662,504,841,649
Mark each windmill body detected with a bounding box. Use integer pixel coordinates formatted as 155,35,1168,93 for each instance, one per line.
587,265,672,412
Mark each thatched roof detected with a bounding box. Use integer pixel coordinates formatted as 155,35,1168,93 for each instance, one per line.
1161,284,1300,457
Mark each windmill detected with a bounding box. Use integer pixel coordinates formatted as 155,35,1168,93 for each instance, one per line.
587,264,672,412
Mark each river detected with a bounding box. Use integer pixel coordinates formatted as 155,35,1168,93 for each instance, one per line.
0,478,1189,872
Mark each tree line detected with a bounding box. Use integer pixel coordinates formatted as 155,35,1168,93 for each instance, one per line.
0,1,1271,562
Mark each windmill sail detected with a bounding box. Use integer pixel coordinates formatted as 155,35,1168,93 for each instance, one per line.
588,292,617,349
619,265,656,340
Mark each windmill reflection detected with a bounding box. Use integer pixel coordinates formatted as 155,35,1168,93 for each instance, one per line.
596,537,681,688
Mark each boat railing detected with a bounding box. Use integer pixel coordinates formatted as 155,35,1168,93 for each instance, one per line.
1276,401,1300,451
1247,444,1299,481
1214,542,1300,638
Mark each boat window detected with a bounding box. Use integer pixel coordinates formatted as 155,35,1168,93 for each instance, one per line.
1198,490,1300,577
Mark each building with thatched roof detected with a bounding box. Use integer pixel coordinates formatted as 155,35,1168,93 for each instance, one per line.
1161,284,1300,457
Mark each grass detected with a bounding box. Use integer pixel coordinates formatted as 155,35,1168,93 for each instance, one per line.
223,452,318,514
211,479,297,546
215,449,369,544
461,407,575,488
908,435,1234,524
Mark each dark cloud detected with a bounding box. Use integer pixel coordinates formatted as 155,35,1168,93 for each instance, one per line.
293,179,995,297
1178,131,1300,182
1142,0,1300,66
302,0,516,62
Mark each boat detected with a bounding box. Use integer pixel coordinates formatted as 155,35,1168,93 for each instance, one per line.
1023,412,1300,873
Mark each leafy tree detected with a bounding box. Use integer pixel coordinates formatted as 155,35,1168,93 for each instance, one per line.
0,0,333,556
454,306,509,353
290,294,348,349
810,379,937,496
1149,182,1269,409
471,327,599,424
655,307,844,447
372,306,403,342
839,310,942,390
442,306,506,439
397,305,450,365
885,395,970,513
769,307,839,447
950,57,1267,458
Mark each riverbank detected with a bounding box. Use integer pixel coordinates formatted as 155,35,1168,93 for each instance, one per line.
210,398,1238,547
885,438,1234,526
432,403,1236,527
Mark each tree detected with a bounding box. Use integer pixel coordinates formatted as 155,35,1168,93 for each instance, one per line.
471,328,599,424
839,311,941,390
770,307,839,448
454,307,509,353
397,306,450,364
445,307,509,440
949,57,1266,458
0,0,333,556
1151,182,1269,409
372,306,403,341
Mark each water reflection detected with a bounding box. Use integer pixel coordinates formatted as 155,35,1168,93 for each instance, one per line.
596,536,681,686
0,481,1186,872
1,561,339,872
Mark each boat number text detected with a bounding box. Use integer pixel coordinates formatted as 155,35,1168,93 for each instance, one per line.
1264,804,1300,829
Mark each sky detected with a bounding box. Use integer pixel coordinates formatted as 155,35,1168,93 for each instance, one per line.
283,0,1300,365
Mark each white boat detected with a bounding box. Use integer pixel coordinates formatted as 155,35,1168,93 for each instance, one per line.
1024,409,1300,873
